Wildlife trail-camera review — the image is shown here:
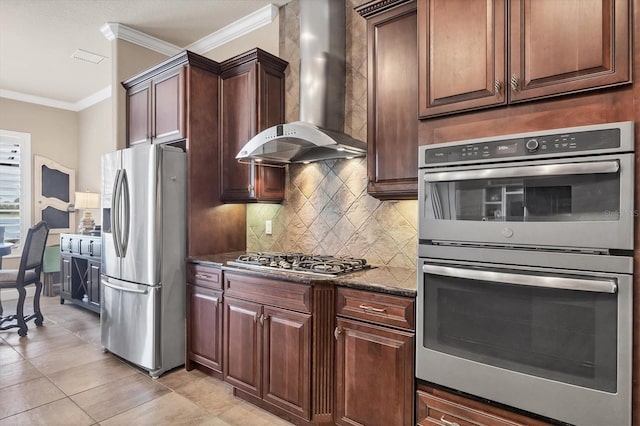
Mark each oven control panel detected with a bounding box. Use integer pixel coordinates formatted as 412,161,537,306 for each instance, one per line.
424,128,621,165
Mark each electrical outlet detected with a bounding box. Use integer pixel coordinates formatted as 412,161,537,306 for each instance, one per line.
265,220,272,235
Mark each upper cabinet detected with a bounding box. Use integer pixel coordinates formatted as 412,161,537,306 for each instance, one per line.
357,0,419,200
418,0,631,118
418,0,506,118
123,51,249,256
219,49,288,203
124,61,191,145
509,0,630,103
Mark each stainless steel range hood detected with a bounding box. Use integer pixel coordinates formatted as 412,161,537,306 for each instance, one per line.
236,0,366,165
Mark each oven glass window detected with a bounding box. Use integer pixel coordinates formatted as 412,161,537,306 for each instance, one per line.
423,271,617,392
430,172,620,222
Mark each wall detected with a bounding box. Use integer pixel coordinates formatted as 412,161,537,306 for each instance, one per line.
77,98,112,226
204,18,280,61
245,0,418,268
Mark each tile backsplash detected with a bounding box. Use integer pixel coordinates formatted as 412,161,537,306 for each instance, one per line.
246,0,418,268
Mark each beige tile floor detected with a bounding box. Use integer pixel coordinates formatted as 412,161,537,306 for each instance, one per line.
0,295,292,425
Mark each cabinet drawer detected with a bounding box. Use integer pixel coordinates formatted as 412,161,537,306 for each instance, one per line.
224,272,311,313
416,387,550,426
336,287,414,331
187,264,222,289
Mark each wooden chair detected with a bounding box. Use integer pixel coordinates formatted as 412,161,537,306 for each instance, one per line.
0,221,50,336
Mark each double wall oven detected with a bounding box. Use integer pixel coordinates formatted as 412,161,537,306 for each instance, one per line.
416,122,634,426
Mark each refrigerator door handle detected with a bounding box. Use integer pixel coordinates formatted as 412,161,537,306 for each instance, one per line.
102,279,148,294
111,169,123,257
120,170,130,257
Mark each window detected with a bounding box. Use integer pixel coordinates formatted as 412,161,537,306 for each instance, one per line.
0,130,31,252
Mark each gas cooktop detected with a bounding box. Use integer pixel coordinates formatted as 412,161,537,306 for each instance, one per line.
227,252,371,277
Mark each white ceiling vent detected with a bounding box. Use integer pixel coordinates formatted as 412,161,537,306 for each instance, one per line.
71,49,106,64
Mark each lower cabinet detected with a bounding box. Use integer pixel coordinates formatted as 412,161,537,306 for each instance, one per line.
224,297,312,419
416,384,552,426
334,288,415,426
186,284,223,373
223,272,334,425
186,263,223,375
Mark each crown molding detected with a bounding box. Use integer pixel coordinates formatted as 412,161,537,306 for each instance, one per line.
186,4,279,54
100,23,182,56
0,86,112,112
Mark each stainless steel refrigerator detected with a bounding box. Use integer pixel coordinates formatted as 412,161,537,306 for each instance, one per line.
100,143,186,378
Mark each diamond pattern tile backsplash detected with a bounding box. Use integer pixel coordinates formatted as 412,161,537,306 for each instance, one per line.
247,0,418,268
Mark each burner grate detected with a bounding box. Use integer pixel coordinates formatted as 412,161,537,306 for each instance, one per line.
230,252,370,276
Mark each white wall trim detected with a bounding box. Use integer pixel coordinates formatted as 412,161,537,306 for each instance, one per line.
74,86,112,111
0,86,111,112
100,22,182,56
186,4,280,54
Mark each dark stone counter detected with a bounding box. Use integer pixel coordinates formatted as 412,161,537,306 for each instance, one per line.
187,252,417,298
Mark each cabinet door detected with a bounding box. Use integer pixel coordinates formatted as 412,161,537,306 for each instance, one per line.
127,81,152,146
262,306,311,420
335,318,414,426
509,0,630,103
220,66,256,202
418,0,506,117
87,260,100,307
364,2,418,200
60,255,72,298
152,67,185,144
224,296,262,397
220,53,286,203
186,285,223,372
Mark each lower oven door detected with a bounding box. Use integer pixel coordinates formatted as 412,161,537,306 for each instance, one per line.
416,258,632,426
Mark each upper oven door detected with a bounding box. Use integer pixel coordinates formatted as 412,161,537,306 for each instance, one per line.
419,153,634,250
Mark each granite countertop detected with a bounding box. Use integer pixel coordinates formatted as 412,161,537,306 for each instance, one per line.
187,253,417,298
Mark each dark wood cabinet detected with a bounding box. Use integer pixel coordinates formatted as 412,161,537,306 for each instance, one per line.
125,67,185,146
219,49,287,203
59,234,101,314
417,0,506,118
334,287,415,426
357,0,419,200
123,50,247,256
223,271,334,424
127,81,151,145
335,318,414,426
186,263,223,375
416,384,551,426
508,0,630,103
417,0,630,118
262,306,311,419
224,296,262,395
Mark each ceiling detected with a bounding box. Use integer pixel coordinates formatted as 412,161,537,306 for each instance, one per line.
0,0,289,108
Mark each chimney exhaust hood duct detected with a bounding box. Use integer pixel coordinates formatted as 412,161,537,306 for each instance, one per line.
236,0,366,165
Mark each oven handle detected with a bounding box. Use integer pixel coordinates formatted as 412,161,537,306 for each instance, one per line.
424,160,619,182
422,264,617,293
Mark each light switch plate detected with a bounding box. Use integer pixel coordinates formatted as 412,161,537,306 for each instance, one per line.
265,220,272,235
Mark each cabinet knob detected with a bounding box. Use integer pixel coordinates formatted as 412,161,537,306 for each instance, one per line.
494,80,502,97
334,326,343,340
254,312,259,323
510,74,519,92
259,314,268,326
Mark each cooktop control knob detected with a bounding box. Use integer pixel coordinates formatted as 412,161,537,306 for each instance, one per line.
526,138,539,152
